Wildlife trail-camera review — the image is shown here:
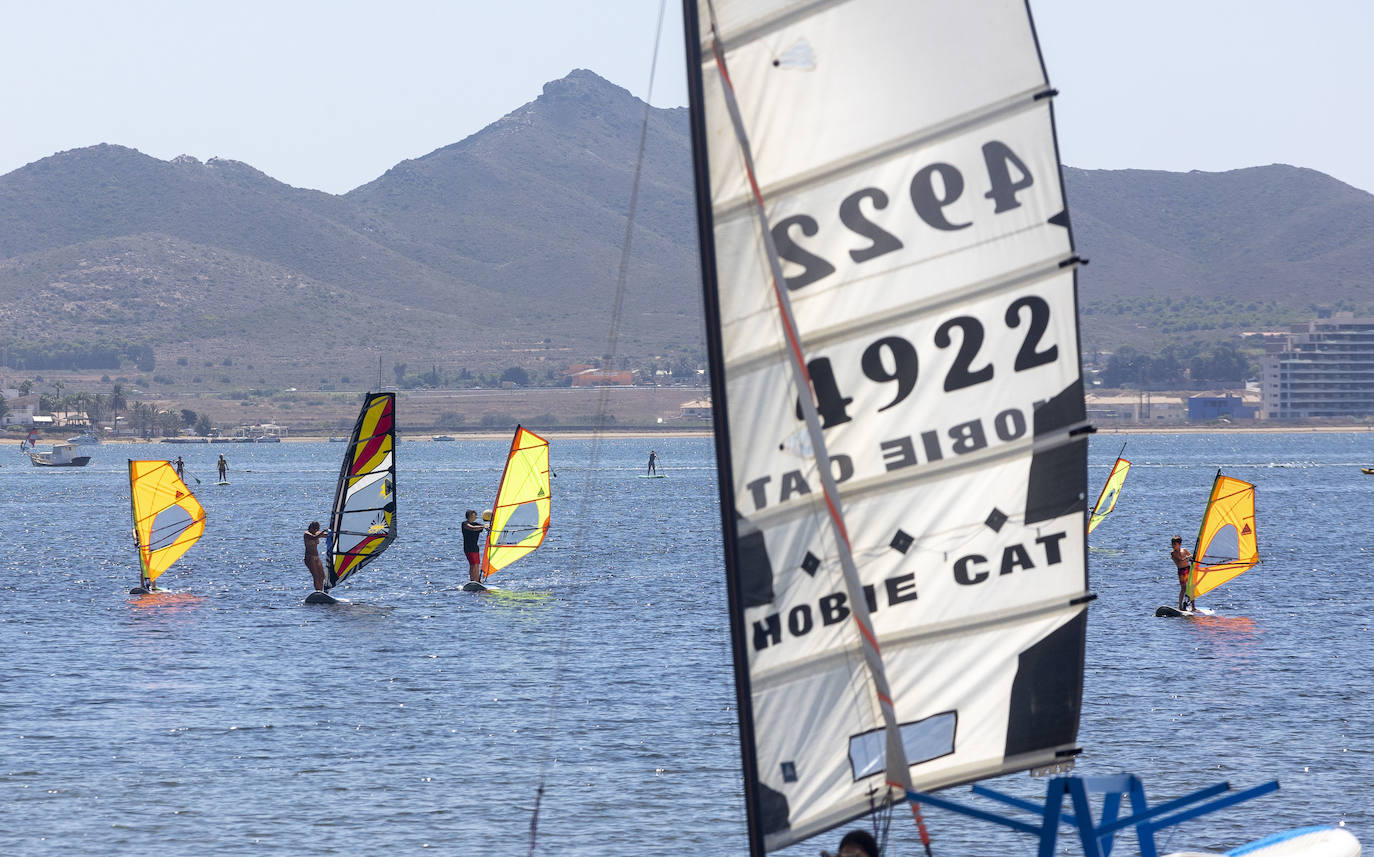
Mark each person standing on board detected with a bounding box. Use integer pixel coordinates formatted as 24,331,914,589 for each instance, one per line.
1171,536,1193,611
217,454,227,483
304,521,330,592
462,509,486,583
647,450,658,475
174,456,185,480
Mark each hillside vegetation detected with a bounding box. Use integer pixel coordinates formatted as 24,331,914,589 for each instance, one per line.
2,69,1373,401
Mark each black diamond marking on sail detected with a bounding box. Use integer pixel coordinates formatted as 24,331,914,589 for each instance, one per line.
890,529,913,554
800,551,821,576
780,761,798,783
986,508,1008,532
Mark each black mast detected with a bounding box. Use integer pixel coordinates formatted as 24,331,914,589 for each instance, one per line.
681,2,766,854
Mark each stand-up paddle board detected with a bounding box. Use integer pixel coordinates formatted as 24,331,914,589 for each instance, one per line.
217,480,230,486
638,474,667,479
304,591,348,605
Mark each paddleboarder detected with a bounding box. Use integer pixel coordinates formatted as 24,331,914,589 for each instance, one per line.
462,509,486,583
305,521,329,592
1171,535,1193,611
174,456,185,480
217,454,227,482
647,449,658,475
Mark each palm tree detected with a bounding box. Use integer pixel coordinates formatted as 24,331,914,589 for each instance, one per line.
111,384,126,436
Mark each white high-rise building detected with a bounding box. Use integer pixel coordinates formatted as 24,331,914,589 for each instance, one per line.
1261,314,1374,418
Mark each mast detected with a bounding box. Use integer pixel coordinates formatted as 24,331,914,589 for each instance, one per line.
683,1,766,852
1188,469,1222,604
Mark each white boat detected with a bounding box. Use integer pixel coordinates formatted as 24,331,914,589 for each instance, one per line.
66,433,101,446
28,442,92,467
432,435,456,442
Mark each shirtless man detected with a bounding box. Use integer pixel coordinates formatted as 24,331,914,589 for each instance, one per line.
1171,536,1193,611
305,521,330,592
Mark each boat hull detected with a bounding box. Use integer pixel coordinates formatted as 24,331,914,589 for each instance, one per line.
1165,825,1360,857
28,454,92,467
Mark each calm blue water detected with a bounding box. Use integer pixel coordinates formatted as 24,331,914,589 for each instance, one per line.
0,433,1368,856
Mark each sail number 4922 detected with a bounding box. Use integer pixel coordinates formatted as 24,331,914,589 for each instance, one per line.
797,295,1057,428
772,140,1038,291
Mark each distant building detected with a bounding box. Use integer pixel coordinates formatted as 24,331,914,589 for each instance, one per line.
1260,314,1374,418
1085,392,1185,424
571,369,632,387
679,398,712,419
1187,393,1258,422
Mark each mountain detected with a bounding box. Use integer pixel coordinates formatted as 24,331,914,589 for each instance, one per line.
1,68,1373,390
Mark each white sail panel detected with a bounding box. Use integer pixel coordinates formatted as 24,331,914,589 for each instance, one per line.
689,0,1089,850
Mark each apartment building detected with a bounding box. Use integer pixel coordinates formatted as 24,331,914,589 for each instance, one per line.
1260,314,1374,418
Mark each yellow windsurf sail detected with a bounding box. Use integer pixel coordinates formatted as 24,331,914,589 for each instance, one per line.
481,425,550,581
1087,455,1131,534
1189,471,1258,601
129,459,206,586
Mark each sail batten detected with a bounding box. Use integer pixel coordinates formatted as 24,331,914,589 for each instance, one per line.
687,0,1089,850
326,392,397,589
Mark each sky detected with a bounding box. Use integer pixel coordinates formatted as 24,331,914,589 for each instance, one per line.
1,1,1371,195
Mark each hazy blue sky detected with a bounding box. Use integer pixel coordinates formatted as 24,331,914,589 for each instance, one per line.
2,1,1370,195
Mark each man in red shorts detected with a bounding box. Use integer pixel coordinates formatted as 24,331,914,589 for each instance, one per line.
1171,536,1193,611
462,509,486,583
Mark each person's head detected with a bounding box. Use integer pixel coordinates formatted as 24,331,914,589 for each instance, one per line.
465,509,477,521
1171,536,1183,545
309,521,320,531
837,830,879,857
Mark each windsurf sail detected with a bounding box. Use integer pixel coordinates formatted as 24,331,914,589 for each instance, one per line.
481,425,550,581
686,0,1090,852
20,428,37,452
1087,451,1131,534
1188,470,1258,602
129,459,206,587
326,392,397,589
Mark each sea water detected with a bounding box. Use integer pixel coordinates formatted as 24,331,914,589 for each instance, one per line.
0,433,1368,856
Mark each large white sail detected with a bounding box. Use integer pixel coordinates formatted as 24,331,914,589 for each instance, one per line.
685,1,1091,851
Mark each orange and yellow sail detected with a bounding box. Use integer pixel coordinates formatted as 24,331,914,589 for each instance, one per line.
481,426,550,581
327,392,397,588
1189,471,1259,601
129,459,206,587
1087,456,1131,534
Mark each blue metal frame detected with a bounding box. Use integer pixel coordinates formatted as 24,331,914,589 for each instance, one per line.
907,774,1279,857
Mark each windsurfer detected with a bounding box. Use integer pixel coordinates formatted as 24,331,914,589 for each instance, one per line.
305,521,329,592
647,449,658,475
462,509,486,582
217,454,227,482
1171,536,1193,611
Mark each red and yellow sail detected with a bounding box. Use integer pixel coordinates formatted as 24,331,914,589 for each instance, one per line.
129,459,206,586
481,426,550,580
1189,472,1259,600
327,392,397,588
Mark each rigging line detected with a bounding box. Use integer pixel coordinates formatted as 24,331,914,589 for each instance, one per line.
526,2,669,855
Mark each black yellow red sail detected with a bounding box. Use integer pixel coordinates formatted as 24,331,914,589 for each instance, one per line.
327,392,397,588
129,459,205,587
